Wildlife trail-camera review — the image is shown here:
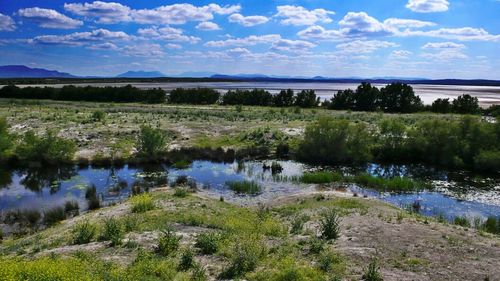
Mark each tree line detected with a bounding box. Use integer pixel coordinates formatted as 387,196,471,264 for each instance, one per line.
0,83,495,115
0,84,165,104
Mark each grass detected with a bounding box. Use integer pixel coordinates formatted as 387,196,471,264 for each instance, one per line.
319,208,341,240
43,206,66,227
226,181,262,195
300,171,343,184
130,193,155,213
72,220,96,245
101,217,124,246
195,232,220,255
157,227,181,257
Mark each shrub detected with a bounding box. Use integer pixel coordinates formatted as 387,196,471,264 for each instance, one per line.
362,259,383,281
173,187,189,198
454,216,470,228
0,118,13,160
307,237,325,255
92,110,106,122
300,171,343,184
44,206,66,226
226,181,262,195
101,217,123,246
16,131,76,164
131,193,155,213
195,232,220,255
20,209,41,229
290,214,310,234
318,250,345,273
64,200,80,216
137,126,169,157
85,185,100,210
169,88,220,104
157,227,181,257
191,263,208,281
319,208,341,240
178,248,195,271
72,220,96,245
474,150,500,172
221,239,264,278
482,217,499,234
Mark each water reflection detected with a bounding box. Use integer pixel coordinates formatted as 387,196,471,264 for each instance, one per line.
0,160,498,221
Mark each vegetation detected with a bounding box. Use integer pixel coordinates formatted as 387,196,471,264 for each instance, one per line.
195,232,220,254
157,227,181,257
169,88,220,104
319,208,341,240
101,217,124,246
0,84,166,104
300,171,343,184
0,118,13,160
137,126,169,157
15,131,76,164
72,220,96,245
226,180,262,195
130,193,155,213
43,206,66,226
362,259,384,281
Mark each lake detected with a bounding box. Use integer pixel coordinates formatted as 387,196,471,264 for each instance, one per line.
10,82,500,106
1,160,499,224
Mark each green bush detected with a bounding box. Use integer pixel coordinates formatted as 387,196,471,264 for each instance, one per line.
0,118,13,160
318,250,345,274
290,214,310,234
85,185,100,210
72,220,96,245
226,181,262,195
130,193,155,213
157,227,181,257
191,263,208,281
64,200,80,216
319,208,341,240
300,172,343,184
16,131,76,164
178,248,195,271
101,217,123,246
220,239,265,278
92,110,106,122
454,216,470,228
474,150,500,172
173,187,190,198
43,206,66,226
137,126,169,157
362,259,383,281
195,232,220,255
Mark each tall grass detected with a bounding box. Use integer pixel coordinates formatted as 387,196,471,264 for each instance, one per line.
130,193,155,213
300,171,343,184
226,181,262,195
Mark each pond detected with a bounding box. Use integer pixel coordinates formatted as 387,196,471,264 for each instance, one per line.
0,160,499,223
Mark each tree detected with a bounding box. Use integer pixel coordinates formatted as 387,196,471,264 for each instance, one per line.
328,89,355,110
452,94,480,114
138,126,169,157
16,131,76,164
431,98,451,113
294,90,319,108
379,83,423,113
354,83,380,112
273,89,295,107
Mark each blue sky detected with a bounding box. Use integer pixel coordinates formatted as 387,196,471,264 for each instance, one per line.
0,0,499,78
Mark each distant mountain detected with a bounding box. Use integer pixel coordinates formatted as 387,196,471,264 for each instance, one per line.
176,71,218,78
116,71,165,78
0,65,76,78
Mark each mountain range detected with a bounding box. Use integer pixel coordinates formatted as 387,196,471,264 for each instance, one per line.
1,65,499,86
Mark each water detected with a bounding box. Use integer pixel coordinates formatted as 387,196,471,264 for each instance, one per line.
1,160,499,222
9,82,500,106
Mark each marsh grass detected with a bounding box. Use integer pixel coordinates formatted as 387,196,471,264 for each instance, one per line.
101,217,123,246
319,208,341,240
72,220,96,245
362,259,383,281
157,227,181,257
300,171,343,184
195,232,220,255
43,206,65,227
226,181,262,195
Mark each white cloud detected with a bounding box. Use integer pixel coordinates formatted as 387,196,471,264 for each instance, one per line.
421,50,468,60
406,0,449,13
165,43,182,49
196,21,221,31
0,13,16,31
64,1,240,25
271,39,316,52
336,40,398,54
422,42,466,49
390,50,413,59
383,18,435,31
30,28,130,45
228,13,269,27
87,42,118,50
205,34,281,47
339,12,391,37
122,43,165,57
18,7,83,29
64,1,131,23
137,26,200,44
409,27,500,41
275,5,334,26
226,47,251,56
297,25,344,40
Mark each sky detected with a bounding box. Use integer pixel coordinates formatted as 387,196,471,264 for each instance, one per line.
0,0,499,79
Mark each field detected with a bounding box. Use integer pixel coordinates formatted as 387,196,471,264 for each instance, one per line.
1,189,499,281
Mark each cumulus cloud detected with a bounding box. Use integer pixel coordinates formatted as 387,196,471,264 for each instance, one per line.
421,50,468,60
30,28,130,45
64,1,240,25
165,43,182,49
275,5,334,26
406,0,449,13
18,7,83,29
297,25,344,41
196,21,221,31
339,12,392,37
122,43,165,57
389,50,413,59
0,13,16,31
205,34,281,47
408,27,500,41
64,1,131,23
228,13,269,27
137,26,200,44
336,40,398,54
422,42,466,49
271,39,316,52
87,42,118,50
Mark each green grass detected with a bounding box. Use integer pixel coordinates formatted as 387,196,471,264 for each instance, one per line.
300,171,343,184
226,181,262,195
